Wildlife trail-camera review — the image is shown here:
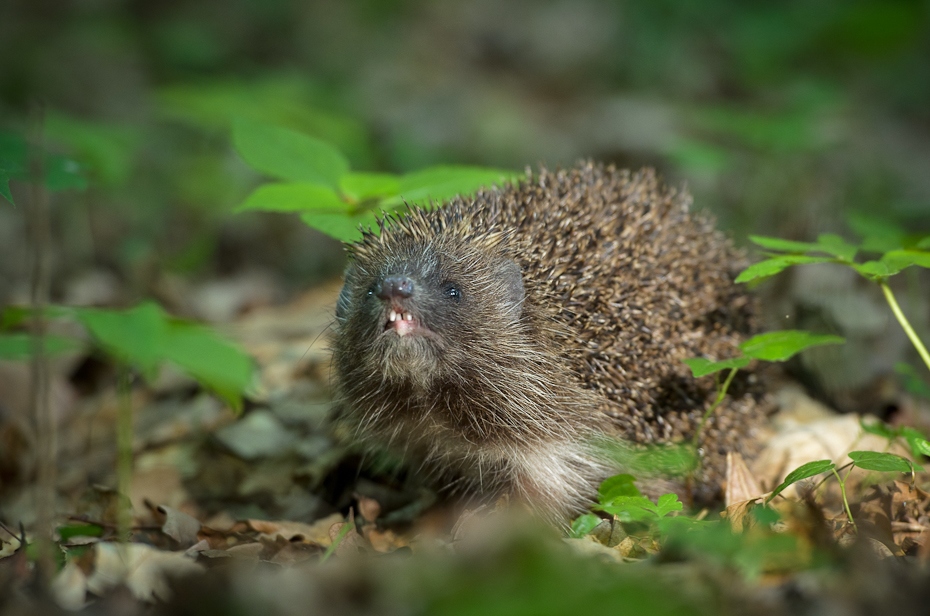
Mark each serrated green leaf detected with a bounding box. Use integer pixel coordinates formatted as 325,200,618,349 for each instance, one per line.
682,356,750,378
340,172,400,202
735,255,832,284
848,450,921,473
655,493,684,517
597,473,641,502
386,166,518,207
596,495,660,521
569,513,602,538
160,320,253,412
0,333,83,360
300,210,382,243
232,118,349,188
766,459,835,502
739,330,845,362
237,183,348,213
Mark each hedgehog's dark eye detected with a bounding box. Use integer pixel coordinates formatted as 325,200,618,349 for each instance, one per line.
442,281,461,302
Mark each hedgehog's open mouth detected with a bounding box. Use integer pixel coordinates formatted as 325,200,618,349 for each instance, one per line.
384,308,420,337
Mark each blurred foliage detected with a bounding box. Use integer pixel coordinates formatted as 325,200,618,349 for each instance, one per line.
1,0,928,305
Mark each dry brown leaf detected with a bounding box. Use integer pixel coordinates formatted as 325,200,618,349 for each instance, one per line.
724,498,762,533
130,462,189,514
157,505,202,547
329,521,370,558
248,513,344,546
726,451,764,506
366,528,407,553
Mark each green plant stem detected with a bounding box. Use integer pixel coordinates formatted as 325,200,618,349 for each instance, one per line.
881,282,930,374
693,367,740,448
831,468,857,533
28,108,56,583
116,366,133,543
320,522,352,563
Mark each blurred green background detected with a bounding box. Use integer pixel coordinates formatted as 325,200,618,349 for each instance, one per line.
2,0,928,317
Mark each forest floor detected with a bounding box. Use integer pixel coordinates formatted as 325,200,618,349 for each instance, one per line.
3,274,930,615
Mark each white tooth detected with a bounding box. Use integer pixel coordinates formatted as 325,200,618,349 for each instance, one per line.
390,310,397,322
405,313,412,321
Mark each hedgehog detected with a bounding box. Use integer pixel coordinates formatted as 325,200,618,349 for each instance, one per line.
331,162,764,522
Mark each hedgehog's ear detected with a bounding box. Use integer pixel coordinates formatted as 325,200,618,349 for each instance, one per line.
336,264,355,321
497,258,525,319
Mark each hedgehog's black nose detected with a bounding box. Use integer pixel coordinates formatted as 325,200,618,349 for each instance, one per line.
376,275,415,300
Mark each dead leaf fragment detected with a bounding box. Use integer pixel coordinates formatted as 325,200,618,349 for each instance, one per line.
85,542,204,602
158,505,202,547
726,451,764,506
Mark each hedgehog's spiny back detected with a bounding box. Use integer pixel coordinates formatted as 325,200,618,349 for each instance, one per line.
445,163,763,484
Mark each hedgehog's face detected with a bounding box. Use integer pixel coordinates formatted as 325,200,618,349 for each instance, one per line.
334,238,525,390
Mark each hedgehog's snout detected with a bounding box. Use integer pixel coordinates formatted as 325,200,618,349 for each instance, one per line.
376,274,423,336
376,275,415,300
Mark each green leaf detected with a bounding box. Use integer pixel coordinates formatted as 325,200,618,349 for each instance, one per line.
569,513,602,538
880,249,930,271
237,183,348,213
859,417,897,440
735,255,832,284
852,259,897,280
232,118,349,189
44,112,139,186
76,302,253,409
895,362,930,400
43,154,88,192
748,235,823,254
58,523,104,541
918,236,930,250
739,330,845,362
854,250,930,281
596,495,661,521
654,493,684,518
815,233,858,262
160,320,254,411
682,356,750,378
300,209,383,243
597,474,642,502
848,450,921,473
766,459,835,503
340,172,401,202
848,213,907,253
0,333,83,360
76,302,166,379
901,429,930,458
386,166,518,207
